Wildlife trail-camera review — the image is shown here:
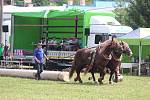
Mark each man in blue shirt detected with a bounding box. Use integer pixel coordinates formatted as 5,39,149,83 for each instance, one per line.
34,43,48,80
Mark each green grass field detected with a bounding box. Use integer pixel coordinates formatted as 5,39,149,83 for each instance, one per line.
0,74,150,100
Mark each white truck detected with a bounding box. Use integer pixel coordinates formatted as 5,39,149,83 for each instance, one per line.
87,16,133,47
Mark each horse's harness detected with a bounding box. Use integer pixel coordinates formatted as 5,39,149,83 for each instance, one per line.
101,53,112,60
88,44,112,68
84,41,121,74
111,51,122,62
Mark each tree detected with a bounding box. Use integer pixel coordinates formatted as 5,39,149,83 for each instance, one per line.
113,0,133,25
49,0,67,6
32,0,50,6
113,0,128,25
114,0,150,29
126,0,150,28
32,0,67,6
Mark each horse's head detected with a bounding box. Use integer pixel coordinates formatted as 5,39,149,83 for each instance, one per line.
108,37,123,53
120,41,133,57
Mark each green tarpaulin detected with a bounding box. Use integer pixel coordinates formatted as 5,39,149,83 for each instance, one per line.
12,10,84,18
12,10,115,28
12,11,46,18
47,10,84,18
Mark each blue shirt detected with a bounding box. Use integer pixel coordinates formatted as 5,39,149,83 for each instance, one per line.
34,48,44,64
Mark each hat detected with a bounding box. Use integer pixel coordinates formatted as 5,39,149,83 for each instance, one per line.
37,43,42,46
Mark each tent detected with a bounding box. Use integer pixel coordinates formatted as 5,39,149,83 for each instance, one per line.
119,28,150,76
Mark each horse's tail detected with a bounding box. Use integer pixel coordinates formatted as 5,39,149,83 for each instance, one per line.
84,65,92,75
69,61,76,79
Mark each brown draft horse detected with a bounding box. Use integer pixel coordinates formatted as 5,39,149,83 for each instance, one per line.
89,41,133,84
107,41,132,84
69,37,123,84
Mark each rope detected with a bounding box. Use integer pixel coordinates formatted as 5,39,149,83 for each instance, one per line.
111,52,122,62
101,53,112,60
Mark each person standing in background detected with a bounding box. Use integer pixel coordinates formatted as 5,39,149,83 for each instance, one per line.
34,43,48,80
0,43,4,60
3,45,9,60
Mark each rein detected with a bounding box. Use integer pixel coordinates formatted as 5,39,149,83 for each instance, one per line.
111,52,122,62
101,53,112,60
99,43,112,61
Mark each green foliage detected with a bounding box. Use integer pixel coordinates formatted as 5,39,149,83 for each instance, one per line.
32,0,67,6
14,0,24,6
49,0,68,6
126,0,150,28
113,8,127,25
114,0,150,29
32,0,50,6
113,0,128,25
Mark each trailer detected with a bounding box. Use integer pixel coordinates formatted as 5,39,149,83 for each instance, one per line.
9,10,132,70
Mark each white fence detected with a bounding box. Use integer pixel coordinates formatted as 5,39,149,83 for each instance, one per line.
47,51,76,60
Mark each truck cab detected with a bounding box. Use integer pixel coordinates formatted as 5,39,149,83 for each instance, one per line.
87,16,133,48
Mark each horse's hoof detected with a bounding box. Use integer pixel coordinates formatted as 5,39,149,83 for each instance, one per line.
74,78,78,82
88,77,92,80
113,79,118,83
109,81,112,84
98,78,103,84
98,78,101,83
94,81,99,84
99,81,103,85
79,80,83,84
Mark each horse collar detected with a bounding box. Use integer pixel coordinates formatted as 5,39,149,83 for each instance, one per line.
101,53,112,60
111,52,122,61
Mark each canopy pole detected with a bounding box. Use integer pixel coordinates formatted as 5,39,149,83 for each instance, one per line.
75,15,78,38
10,15,14,55
138,42,142,76
45,18,48,68
0,0,3,43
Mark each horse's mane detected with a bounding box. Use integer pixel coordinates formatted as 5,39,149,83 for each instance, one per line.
98,39,118,49
122,41,129,47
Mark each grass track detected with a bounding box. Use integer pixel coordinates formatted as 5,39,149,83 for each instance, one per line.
0,73,150,100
